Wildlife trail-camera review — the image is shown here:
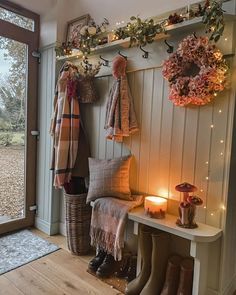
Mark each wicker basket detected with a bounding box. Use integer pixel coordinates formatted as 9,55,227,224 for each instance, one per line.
64,192,92,255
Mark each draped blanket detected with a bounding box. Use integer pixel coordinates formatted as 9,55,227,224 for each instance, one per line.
50,62,80,188
90,195,143,261
104,56,139,142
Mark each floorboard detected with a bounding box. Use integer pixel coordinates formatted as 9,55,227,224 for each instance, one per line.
0,228,123,295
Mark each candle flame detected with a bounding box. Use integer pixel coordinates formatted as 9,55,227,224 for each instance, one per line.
157,189,169,198
145,196,167,204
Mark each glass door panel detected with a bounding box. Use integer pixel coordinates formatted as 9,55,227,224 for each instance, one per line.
0,36,27,224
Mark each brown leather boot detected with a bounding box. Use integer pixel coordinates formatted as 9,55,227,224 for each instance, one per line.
140,232,171,295
160,255,182,295
177,258,194,295
125,226,155,295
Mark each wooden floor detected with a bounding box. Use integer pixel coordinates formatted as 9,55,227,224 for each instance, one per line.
0,229,123,295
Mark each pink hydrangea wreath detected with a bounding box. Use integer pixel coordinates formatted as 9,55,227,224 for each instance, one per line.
162,34,228,106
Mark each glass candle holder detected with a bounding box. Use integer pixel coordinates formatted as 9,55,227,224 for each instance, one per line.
144,196,167,219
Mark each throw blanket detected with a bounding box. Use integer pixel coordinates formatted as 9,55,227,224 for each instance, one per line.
90,195,143,261
50,62,80,188
104,55,139,142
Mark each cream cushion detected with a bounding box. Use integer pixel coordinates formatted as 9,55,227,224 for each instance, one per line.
87,155,132,203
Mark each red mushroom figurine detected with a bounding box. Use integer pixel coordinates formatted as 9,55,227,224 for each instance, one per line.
175,182,197,204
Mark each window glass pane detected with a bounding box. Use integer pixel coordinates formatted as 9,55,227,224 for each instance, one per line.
0,7,34,31
0,36,27,222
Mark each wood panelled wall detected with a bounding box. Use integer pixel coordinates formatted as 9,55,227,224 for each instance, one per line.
80,67,233,228
36,44,61,235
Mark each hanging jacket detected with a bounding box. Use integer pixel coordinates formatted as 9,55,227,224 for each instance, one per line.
104,55,139,142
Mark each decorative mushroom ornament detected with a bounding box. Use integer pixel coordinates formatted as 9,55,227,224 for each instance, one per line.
175,182,203,228
175,182,197,203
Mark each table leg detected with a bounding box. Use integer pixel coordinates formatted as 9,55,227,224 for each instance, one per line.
190,241,209,295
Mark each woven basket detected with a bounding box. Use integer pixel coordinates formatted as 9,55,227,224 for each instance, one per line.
64,192,92,255
78,76,98,103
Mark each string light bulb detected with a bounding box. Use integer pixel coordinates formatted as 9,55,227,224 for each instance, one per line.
219,109,222,113
210,124,214,128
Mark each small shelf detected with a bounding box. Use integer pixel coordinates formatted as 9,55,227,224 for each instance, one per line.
128,207,222,243
56,13,235,62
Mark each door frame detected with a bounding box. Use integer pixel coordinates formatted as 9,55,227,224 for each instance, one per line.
0,0,39,234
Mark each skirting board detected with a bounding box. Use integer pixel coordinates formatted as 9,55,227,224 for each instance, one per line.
35,217,59,235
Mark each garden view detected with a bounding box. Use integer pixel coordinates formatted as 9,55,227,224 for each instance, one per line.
0,33,27,222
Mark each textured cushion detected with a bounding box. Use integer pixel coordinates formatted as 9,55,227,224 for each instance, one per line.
87,155,132,203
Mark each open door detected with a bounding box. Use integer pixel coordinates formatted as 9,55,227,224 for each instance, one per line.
0,1,39,234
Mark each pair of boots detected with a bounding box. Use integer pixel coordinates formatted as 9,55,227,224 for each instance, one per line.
161,255,194,295
88,250,119,278
125,226,171,295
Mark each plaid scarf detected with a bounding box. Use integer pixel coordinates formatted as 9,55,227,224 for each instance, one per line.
50,62,80,188
90,195,143,261
104,56,139,142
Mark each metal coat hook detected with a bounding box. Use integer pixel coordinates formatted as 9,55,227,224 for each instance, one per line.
118,50,127,60
164,40,174,54
139,46,149,59
99,55,110,67
82,56,93,68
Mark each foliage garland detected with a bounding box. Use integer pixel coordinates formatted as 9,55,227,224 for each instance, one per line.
56,0,226,57
114,16,165,47
202,0,225,42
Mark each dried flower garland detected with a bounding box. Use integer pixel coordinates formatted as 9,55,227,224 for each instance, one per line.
75,18,109,54
56,18,109,57
162,34,228,106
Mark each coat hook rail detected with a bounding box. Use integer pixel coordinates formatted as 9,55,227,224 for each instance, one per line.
118,51,128,60
164,40,174,54
139,46,149,59
99,55,110,67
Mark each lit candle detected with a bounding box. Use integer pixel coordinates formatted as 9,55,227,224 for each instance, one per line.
144,196,167,219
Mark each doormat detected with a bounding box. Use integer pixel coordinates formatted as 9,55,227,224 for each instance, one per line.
87,269,127,294
0,229,59,275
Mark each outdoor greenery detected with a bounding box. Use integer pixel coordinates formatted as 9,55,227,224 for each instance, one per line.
0,9,32,142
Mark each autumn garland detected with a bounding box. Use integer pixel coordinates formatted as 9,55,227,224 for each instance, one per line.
162,34,228,106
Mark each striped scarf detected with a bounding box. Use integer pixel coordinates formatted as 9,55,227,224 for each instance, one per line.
50,62,80,188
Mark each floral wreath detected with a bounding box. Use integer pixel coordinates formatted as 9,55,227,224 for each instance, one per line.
162,34,228,106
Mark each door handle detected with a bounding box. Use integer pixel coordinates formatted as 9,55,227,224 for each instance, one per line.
31,131,40,140
31,130,40,136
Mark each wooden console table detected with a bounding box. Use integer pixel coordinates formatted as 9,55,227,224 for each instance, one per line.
128,207,222,295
